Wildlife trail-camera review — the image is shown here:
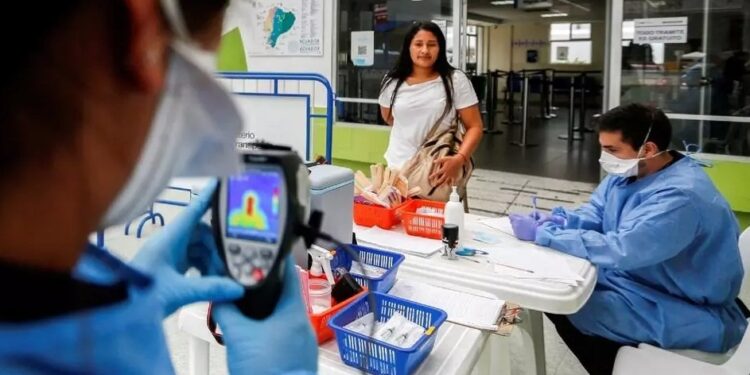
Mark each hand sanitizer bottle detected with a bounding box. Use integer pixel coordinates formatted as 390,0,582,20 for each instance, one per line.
444,186,465,249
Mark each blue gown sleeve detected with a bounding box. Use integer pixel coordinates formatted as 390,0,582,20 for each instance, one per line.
536,188,700,270
553,178,609,231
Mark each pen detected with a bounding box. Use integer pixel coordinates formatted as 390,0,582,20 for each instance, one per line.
494,262,535,274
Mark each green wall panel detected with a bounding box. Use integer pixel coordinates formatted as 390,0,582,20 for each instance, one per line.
217,28,247,72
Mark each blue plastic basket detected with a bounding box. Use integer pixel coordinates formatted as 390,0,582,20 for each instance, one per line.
328,292,448,375
330,245,405,293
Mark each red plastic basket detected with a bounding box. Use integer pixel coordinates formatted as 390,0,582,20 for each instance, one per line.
399,200,446,240
353,200,409,229
309,289,367,344
207,289,367,346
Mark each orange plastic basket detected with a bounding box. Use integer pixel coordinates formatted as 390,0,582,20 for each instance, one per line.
399,200,446,240
309,289,367,344
353,199,409,229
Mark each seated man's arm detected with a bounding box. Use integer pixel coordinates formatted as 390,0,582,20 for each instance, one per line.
552,179,609,231
536,188,699,270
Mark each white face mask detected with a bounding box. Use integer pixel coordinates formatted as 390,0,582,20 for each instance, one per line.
598,151,644,177
598,149,667,178
101,0,242,227
598,119,665,178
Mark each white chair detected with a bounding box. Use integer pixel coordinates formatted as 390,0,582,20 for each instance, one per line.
739,227,750,299
613,318,750,375
612,227,750,374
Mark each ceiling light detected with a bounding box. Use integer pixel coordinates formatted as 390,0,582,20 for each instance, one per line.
541,12,568,18
490,0,515,5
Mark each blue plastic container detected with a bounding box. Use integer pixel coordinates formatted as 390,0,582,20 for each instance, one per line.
328,292,448,375
331,245,404,293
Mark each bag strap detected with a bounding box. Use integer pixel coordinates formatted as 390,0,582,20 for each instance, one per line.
421,110,462,147
421,114,448,145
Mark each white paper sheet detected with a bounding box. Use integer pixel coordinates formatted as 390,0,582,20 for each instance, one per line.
357,227,443,257
389,279,505,331
476,217,515,237
484,241,584,285
470,217,585,285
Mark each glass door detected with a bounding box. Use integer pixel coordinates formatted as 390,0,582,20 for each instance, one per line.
609,0,750,156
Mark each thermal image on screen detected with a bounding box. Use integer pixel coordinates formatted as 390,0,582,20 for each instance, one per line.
226,169,283,244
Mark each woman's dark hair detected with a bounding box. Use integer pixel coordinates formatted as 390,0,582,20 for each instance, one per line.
380,21,456,122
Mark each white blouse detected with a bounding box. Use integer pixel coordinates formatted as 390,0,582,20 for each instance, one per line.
379,70,478,169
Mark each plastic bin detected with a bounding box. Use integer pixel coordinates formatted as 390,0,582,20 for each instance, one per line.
353,200,409,229
328,292,448,375
399,200,446,240
330,245,405,293
309,289,367,344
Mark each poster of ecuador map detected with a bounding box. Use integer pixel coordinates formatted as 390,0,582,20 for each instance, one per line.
241,0,323,56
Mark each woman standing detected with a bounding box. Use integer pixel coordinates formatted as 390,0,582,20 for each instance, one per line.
379,21,483,199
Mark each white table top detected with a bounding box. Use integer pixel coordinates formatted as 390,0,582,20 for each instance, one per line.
354,214,597,315
178,303,488,375
169,176,596,313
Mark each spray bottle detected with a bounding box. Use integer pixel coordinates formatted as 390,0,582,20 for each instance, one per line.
307,245,335,313
307,245,335,284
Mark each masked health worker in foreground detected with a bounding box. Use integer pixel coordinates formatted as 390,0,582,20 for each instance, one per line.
0,1,317,374
509,103,748,375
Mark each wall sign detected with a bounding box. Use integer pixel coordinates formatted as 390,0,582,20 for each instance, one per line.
634,17,688,44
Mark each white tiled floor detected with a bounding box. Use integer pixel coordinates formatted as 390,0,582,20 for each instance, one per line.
466,169,597,217
99,170,749,375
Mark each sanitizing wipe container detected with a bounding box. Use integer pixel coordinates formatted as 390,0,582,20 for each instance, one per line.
328,292,448,375
292,165,354,268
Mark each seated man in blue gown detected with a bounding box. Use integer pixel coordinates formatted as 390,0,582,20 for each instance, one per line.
510,103,748,375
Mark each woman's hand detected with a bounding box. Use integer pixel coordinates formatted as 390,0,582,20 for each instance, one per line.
429,154,466,187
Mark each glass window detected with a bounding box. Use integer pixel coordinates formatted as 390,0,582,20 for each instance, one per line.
571,23,591,40
550,23,571,41
336,0,455,124
468,35,477,64
550,23,592,65
619,0,750,156
551,41,592,64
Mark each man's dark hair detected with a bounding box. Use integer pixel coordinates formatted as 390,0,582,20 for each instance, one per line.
598,103,672,151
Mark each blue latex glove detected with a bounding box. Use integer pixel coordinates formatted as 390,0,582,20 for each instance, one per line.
130,179,244,317
533,212,566,227
213,256,318,375
509,213,538,241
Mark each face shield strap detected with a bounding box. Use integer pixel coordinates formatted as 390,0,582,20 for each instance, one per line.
160,0,191,41
637,110,656,158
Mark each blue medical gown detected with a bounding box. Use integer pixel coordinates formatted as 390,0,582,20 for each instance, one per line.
536,156,747,352
0,246,175,374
